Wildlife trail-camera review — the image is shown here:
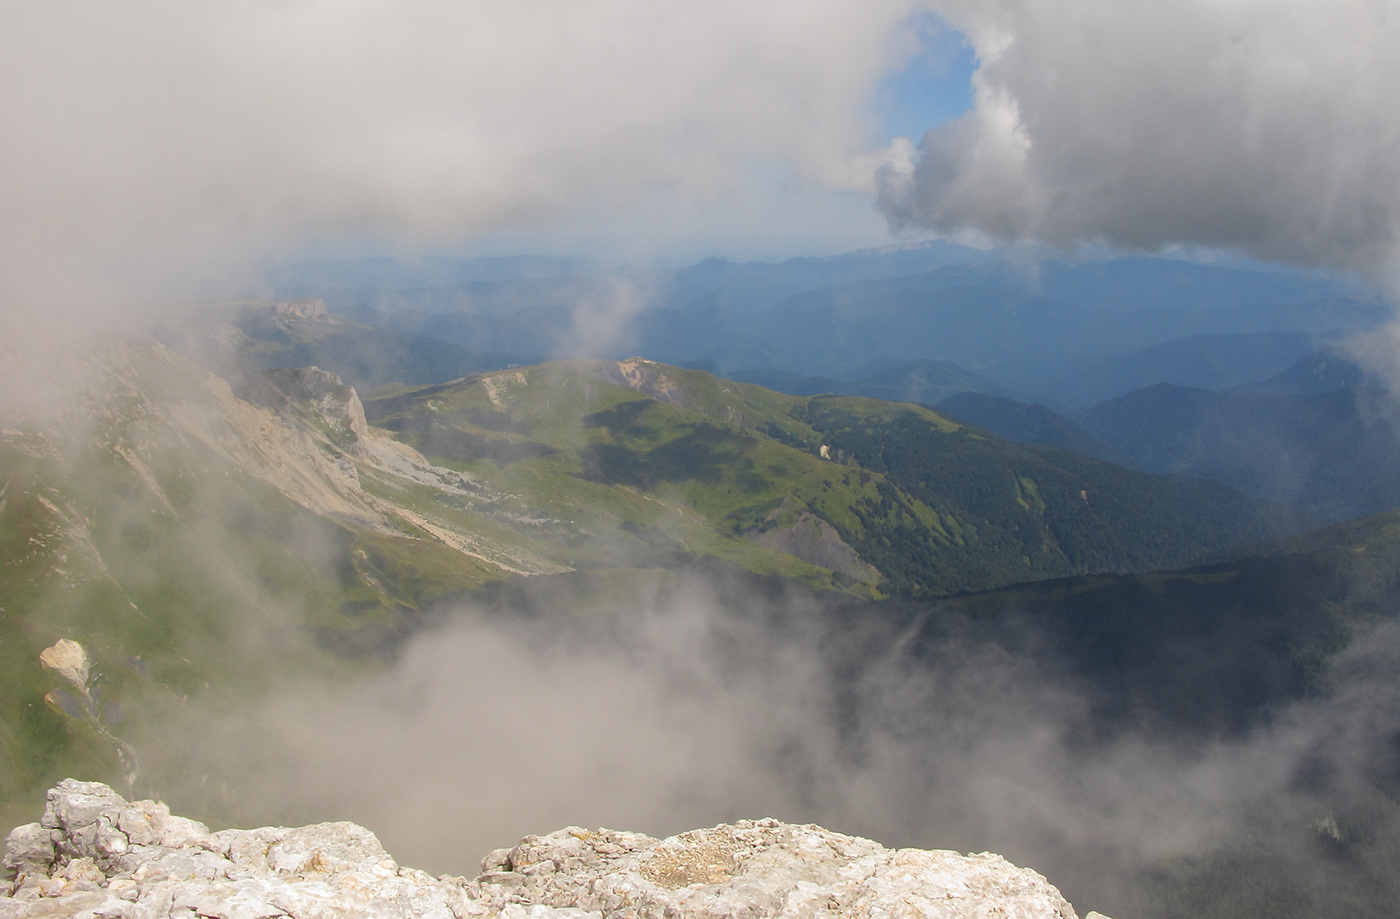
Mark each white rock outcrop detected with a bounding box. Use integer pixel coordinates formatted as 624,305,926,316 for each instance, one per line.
37,641,91,694
2,780,1107,919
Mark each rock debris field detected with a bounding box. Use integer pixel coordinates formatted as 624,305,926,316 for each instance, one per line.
2,780,1109,919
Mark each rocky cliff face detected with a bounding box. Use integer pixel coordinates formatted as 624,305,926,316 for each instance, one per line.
2,781,1106,919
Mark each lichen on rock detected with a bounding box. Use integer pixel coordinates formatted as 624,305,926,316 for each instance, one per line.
2,780,1105,919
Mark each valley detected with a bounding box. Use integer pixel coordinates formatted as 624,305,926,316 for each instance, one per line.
5,6,1398,918
5,249,1400,919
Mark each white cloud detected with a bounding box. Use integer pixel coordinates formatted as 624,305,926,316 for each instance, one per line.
0,0,920,313
881,0,1400,279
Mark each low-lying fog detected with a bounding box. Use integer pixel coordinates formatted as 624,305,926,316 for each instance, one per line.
154,571,1400,918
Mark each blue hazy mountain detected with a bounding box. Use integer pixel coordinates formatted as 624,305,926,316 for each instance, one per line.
982,331,1329,407
274,247,1377,391
274,240,992,311
933,392,1127,464
725,358,1026,403
1079,382,1400,525
1234,345,1379,395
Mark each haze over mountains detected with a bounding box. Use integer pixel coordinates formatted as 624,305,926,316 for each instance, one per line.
7,240,1400,919
276,247,1374,389
7,3,1400,919
251,245,1400,535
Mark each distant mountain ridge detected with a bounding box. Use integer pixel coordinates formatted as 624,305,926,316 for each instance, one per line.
933,392,1127,464
265,247,1379,397
1,337,1285,805
725,359,1027,404
367,357,1279,597
984,331,1328,408
9,308,1400,918
1234,345,1379,394
1078,382,1400,525
274,247,1358,317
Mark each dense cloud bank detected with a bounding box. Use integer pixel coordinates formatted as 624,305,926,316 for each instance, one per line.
8,0,1396,317
881,1,1400,279
0,0,919,314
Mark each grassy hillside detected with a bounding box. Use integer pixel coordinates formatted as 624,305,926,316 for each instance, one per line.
725,358,1026,404
0,344,1285,819
0,347,523,804
3,334,1395,919
366,358,1280,597
365,361,890,593
0,416,370,802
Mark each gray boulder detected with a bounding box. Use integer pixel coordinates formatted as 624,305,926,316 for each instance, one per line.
2,780,1106,919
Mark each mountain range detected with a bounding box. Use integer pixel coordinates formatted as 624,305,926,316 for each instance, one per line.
279,248,1379,397
4,240,1400,919
0,308,1297,803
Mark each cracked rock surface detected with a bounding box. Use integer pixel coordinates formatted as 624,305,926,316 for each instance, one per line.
3,780,1106,919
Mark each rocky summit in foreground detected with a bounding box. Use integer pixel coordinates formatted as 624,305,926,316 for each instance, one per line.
2,780,1107,919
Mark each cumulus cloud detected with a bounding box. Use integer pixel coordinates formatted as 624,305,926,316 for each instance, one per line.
0,0,923,317
880,0,1400,278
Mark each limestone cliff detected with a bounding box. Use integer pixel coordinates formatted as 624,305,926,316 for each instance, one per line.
2,781,1108,919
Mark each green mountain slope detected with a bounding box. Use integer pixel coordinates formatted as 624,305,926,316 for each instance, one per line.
365,357,1280,597
725,358,1028,404
0,343,1281,809
3,334,1394,919
0,346,525,802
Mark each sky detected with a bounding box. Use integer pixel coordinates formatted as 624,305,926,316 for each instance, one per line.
440,8,981,265
2,0,1399,313
884,0,1400,283
7,7,1400,910
876,10,978,145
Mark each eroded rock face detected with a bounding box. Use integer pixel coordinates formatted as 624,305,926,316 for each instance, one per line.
2,781,1106,919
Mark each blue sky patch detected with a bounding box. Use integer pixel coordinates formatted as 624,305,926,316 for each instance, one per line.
874,11,977,142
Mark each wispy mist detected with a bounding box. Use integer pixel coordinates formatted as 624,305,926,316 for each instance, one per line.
8,5,1400,918
0,0,925,322
144,572,1400,917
